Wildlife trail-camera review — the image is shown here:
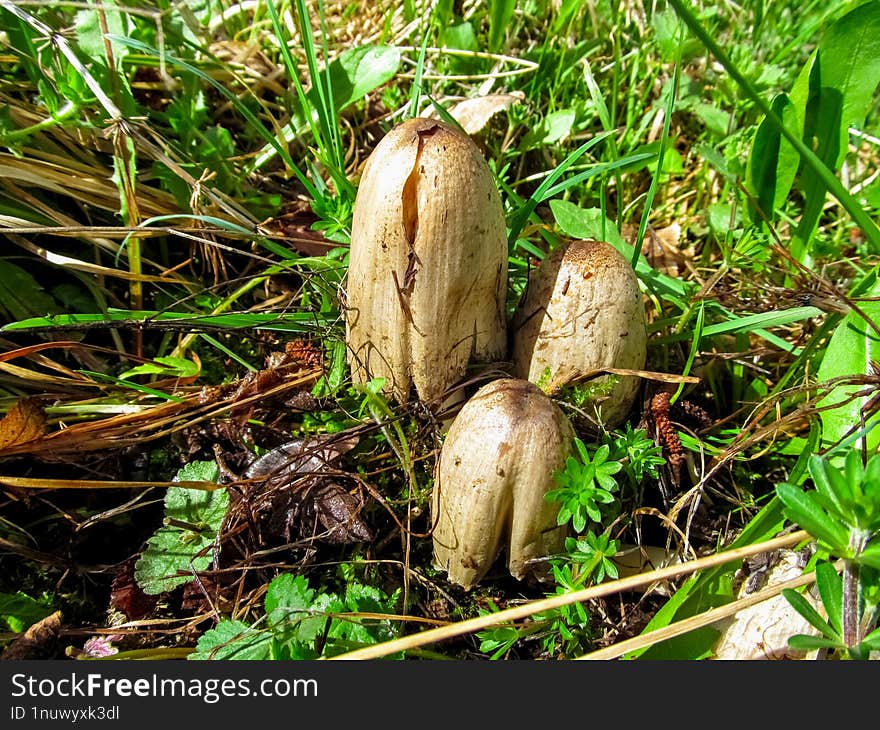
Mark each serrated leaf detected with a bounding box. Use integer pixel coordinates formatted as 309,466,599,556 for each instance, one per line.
549,201,628,248
134,461,227,595
189,620,271,660
265,574,329,645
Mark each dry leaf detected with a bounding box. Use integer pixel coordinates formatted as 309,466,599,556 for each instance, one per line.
0,397,46,449
444,92,525,134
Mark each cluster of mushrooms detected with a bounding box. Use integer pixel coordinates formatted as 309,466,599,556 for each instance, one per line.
345,118,647,590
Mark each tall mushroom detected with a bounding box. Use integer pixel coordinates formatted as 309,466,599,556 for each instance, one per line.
431,378,574,589
345,118,508,405
511,239,647,427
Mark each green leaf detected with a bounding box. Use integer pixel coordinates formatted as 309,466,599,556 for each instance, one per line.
815,288,880,456
0,592,53,633
134,461,228,595
315,45,401,112
119,356,200,380
74,6,130,69
788,2,880,258
0,260,58,323
860,624,880,650
747,92,799,221
549,201,627,247
856,543,880,570
786,634,845,651
775,483,851,554
265,574,328,645
808,454,854,524
793,3,880,172
814,562,843,636
525,108,576,146
781,588,840,641
189,620,272,660
488,0,516,53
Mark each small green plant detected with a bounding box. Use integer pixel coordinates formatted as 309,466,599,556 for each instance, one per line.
546,439,622,534
190,572,400,660
607,424,667,486
546,428,664,534
777,451,880,659
134,460,228,596
476,531,620,659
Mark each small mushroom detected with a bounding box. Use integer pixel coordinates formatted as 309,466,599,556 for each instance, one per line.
511,239,647,427
345,118,508,405
431,378,574,589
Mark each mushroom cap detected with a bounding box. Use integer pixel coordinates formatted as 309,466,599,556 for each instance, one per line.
431,377,574,589
511,239,647,427
345,118,508,405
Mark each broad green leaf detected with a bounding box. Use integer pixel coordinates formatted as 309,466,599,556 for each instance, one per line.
549,201,627,248
0,260,58,323
526,109,576,146
776,483,851,553
788,3,880,259
74,7,130,69
134,461,227,595
747,93,799,221
791,3,880,172
315,45,401,112
781,588,840,640
815,289,880,456
0,592,53,633
189,620,271,660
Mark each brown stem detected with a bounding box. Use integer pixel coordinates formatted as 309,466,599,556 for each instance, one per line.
842,558,860,651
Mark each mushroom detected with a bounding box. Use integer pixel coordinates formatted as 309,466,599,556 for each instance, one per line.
345,118,508,405
431,378,575,589
511,239,647,427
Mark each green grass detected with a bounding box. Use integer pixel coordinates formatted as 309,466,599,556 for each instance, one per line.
0,0,878,661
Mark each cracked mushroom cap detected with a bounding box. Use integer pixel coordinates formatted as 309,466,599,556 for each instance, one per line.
431,378,574,589
345,118,508,406
511,239,647,427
